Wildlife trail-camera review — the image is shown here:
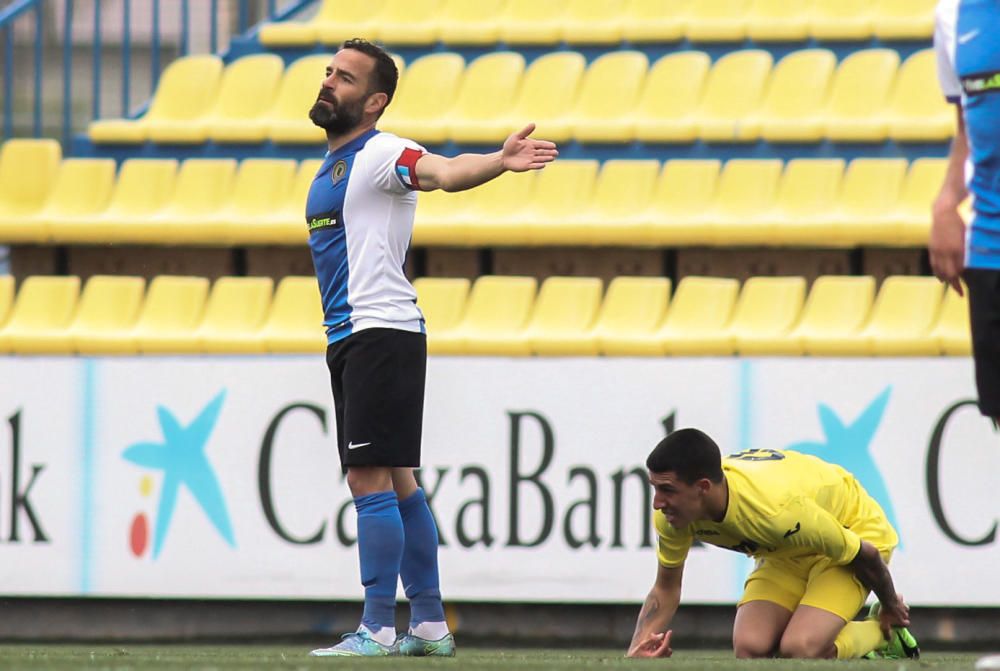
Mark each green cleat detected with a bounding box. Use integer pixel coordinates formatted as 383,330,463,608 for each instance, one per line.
863,602,920,660
393,632,457,657
309,630,395,657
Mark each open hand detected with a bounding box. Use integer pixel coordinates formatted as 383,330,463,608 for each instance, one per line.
929,201,967,296
501,123,559,172
627,630,673,658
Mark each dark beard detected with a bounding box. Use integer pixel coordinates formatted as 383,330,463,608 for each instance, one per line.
309,96,364,135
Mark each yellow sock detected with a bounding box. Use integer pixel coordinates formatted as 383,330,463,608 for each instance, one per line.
834,620,885,659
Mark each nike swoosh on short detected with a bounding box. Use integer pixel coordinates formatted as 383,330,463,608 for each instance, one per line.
959,30,980,44
347,441,372,450
783,522,801,538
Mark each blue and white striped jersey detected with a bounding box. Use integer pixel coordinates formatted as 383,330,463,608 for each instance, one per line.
936,0,1000,269
305,129,428,344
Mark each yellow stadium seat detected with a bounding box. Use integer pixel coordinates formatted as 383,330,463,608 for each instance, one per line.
709,160,784,245
570,51,648,143
499,0,567,44
810,0,874,40
521,161,600,245
824,49,900,142
746,0,813,41
35,159,117,244
0,275,14,328
0,138,61,243
412,187,477,246
261,276,326,354
0,276,80,354
70,276,146,355
787,276,877,356
446,276,537,355
198,277,274,354
765,159,846,246
831,159,908,246
659,277,740,355
563,0,624,44
89,56,223,144
868,277,944,356
811,276,942,355
135,276,210,354
586,160,660,245
933,287,971,356
265,0,382,46
413,277,471,355
644,160,721,245
462,171,537,246
686,0,748,42
886,49,955,143
214,159,298,245
245,159,323,245
748,49,836,143
634,52,711,143
874,0,935,39
894,158,948,246
527,277,604,355
127,159,237,245
378,0,444,45
623,0,690,42
379,53,465,144
267,54,332,145
513,52,588,144
58,159,178,244
205,54,286,144
698,50,773,142
595,277,672,356
732,277,808,354
447,52,526,144
439,0,508,44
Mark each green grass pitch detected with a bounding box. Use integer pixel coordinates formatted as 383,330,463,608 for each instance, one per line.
0,646,985,670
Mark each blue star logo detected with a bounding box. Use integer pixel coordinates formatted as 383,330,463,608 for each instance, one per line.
784,387,901,543
122,390,236,559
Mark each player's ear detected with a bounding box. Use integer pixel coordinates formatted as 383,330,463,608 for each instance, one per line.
366,91,388,115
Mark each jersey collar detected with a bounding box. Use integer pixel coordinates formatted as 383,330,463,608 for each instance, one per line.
327,128,380,161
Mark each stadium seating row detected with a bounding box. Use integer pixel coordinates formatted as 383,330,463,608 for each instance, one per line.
88,47,951,146
0,139,950,248
0,273,967,357
258,0,936,47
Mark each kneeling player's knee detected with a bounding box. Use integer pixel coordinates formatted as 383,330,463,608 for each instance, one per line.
733,636,774,659
779,634,833,659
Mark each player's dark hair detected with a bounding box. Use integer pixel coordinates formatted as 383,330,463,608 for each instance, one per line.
646,428,724,484
341,38,398,107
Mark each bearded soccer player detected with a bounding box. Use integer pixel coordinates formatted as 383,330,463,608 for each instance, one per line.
303,40,557,657
627,429,919,661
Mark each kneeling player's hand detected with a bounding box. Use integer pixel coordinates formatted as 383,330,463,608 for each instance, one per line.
879,596,911,639
627,630,673,658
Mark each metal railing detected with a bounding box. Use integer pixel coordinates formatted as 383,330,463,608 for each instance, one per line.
0,0,315,147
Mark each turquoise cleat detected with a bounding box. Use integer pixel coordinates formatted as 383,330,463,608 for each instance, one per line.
309,630,395,657
863,602,920,660
393,632,457,657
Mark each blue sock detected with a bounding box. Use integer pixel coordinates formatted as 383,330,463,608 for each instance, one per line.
398,488,446,626
355,491,403,632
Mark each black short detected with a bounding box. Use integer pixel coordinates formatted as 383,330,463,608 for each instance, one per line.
965,268,1000,418
326,327,427,471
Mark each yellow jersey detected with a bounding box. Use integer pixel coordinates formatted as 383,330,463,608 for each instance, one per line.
655,449,898,568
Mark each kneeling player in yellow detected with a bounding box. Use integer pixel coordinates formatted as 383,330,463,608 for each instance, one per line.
626,428,919,660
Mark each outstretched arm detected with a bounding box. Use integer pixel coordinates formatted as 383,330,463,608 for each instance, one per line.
849,540,910,638
414,123,558,192
627,564,683,658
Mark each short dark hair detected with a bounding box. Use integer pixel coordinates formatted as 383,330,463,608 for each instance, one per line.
340,38,398,107
646,428,724,484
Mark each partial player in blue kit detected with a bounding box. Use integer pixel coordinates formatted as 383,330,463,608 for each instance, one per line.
303,39,558,658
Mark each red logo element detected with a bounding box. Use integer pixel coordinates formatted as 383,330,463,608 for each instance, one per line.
130,513,148,557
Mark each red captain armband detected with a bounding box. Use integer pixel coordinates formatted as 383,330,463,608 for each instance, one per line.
394,147,424,191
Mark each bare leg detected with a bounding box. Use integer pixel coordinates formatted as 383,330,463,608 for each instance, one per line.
779,605,848,659
733,600,793,658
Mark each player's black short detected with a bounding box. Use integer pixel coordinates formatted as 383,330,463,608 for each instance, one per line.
965,267,1000,418
326,327,427,471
